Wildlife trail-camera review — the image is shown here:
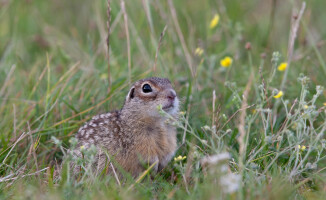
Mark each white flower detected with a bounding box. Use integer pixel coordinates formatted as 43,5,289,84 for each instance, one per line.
201,152,230,166
203,125,211,130
220,173,241,193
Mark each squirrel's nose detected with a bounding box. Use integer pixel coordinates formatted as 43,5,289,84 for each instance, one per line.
167,90,176,101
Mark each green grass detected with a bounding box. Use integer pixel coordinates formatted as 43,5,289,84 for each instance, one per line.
1,0,326,199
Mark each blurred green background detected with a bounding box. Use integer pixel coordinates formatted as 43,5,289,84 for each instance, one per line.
1,0,326,111
1,0,326,199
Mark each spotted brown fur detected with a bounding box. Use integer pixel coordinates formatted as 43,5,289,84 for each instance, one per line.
65,77,179,177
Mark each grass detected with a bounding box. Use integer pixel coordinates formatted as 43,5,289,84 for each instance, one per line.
1,0,326,199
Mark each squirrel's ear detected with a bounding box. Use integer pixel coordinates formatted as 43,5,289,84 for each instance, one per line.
126,87,135,101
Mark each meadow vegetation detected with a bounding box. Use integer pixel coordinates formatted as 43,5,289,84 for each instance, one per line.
1,0,326,199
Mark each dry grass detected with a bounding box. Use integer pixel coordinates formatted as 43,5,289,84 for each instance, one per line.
0,0,326,199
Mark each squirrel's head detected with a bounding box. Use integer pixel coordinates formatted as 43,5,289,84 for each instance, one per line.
123,77,179,118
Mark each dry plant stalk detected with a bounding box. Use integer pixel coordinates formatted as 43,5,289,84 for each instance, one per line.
220,104,255,130
153,25,167,72
167,0,194,77
281,2,306,90
212,90,216,128
141,0,154,33
2,132,26,165
0,64,16,97
106,0,112,93
51,81,128,128
13,104,16,138
27,122,39,172
182,103,191,145
110,163,121,186
127,161,158,190
275,98,298,138
0,167,49,183
120,0,131,86
237,74,253,171
259,65,273,134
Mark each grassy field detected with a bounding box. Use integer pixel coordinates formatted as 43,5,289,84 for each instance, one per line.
1,0,326,199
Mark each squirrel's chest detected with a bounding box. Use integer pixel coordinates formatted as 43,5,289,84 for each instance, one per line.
137,125,177,159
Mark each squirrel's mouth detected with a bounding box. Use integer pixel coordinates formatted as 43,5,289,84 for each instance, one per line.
162,98,178,112
162,103,174,110
162,97,179,115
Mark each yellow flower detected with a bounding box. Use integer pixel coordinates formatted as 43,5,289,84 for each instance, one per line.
277,62,288,71
273,91,283,99
209,14,220,29
179,111,186,116
297,145,306,151
100,73,108,80
174,155,187,162
195,47,204,56
80,145,85,150
323,103,326,106
174,156,181,161
303,105,309,109
220,56,233,68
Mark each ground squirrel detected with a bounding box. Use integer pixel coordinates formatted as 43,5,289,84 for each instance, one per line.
68,77,179,177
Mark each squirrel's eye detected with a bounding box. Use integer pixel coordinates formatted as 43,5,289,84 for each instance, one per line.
142,84,152,93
